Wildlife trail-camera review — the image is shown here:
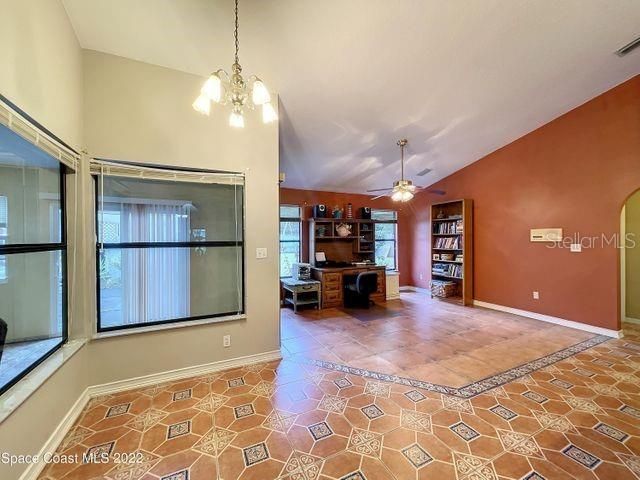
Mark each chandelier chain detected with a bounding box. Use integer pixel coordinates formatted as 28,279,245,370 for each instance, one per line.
234,0,239,65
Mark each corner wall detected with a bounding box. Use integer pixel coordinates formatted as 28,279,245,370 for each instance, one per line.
408,76,640,332
0,2,87,479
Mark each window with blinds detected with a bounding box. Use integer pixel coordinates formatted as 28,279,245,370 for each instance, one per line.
93,161,245,332
372,209,398,270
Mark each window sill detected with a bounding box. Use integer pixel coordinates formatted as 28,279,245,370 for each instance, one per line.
0,339,86,424
92,313,247,340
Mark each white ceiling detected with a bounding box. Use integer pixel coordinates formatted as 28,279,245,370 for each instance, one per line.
62,0,640,194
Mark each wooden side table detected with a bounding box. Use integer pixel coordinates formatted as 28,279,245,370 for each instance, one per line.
281,278,321,313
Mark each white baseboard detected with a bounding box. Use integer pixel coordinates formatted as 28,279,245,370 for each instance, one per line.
18,390,90,480
400,285,429,294
625,316,640,325
19,349,282,480
473,300,623,338
87,350,282,397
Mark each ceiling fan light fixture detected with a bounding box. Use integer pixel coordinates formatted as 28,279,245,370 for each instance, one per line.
391,190,403,202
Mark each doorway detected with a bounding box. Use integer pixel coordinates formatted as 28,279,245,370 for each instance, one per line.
622,190,640,326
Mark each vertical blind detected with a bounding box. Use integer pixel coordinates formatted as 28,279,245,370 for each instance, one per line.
92,159,245,332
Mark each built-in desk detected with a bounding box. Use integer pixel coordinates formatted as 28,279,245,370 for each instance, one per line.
311,266,386,308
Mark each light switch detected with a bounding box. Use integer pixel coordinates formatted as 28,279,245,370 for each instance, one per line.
256,247,268,259
570,244,582,253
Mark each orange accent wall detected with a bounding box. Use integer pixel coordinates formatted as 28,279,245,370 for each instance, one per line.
406,75,640,331
279,188,412,286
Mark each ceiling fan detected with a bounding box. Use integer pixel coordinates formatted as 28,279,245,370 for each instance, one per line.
367,139,446,202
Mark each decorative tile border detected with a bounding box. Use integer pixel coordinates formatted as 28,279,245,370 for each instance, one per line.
299,334,610,398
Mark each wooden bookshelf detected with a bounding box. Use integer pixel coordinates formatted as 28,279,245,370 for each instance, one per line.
430,199,473,306
309,218,376,265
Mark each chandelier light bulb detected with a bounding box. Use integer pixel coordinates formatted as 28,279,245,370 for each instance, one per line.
252,80,271,105
229,110,245,128
192,94,211,115
202,73,222,102
262,102,277,123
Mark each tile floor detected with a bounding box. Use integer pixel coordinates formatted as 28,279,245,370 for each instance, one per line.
281,293,599,389
39,318,640,479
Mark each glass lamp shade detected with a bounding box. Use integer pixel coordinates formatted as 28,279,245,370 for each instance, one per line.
229,111,245,128
192,94,211,115
391,190,403,202
401,190,414,202
202,74,222,102
262,102,278,123
252,80,271,105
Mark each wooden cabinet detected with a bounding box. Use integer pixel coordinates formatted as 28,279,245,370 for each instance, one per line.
312,266,386,308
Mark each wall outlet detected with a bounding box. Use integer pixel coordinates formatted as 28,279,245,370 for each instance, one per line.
533,291,540,300
419,273,424,280
570,243,582,253
256,247,267,259
223,335,231,347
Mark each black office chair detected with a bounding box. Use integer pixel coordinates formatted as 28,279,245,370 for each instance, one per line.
344,272,378,308
0,318,7,365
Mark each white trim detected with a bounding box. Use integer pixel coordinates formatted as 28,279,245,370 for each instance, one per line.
18,388,90,480
92,314,247,339
0,340,86,424
87,349,281,397
18,349,282,480
400,285,429,294
625,316,640,325
473,300,623,338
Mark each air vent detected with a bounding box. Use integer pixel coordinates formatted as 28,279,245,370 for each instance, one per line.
615,35,640,57
417,167,432,176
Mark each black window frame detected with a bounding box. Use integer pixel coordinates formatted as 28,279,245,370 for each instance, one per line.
93,170,246,333
279,204,302,278
0,162,68,397
372,209,398,271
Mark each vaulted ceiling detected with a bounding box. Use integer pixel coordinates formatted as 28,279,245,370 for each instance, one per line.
63,0,640,194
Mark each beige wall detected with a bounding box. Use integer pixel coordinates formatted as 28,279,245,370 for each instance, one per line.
0,2,87,478
0,0,83,149
626,191,640,320
81,50,280,385
0,7,280,480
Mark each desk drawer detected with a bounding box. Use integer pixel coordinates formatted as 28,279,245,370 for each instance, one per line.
323,290,342,303
323,272,342,283
292,283,320,293
324,282,341,292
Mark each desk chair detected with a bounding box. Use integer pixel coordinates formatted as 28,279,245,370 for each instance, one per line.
344,272,378,308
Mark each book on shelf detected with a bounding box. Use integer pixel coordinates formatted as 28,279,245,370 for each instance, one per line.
433,220,463,235
433,236,461,249
432,262,463,278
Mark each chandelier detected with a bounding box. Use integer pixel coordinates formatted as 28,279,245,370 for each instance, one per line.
192,0,276,128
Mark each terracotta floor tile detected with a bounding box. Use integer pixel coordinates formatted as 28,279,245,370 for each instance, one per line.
38,294,640,480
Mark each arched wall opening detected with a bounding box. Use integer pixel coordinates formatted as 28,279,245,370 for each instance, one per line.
621,188,640,327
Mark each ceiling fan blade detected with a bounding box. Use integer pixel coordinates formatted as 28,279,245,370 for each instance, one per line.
370,193,389,200
366,187,393,192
